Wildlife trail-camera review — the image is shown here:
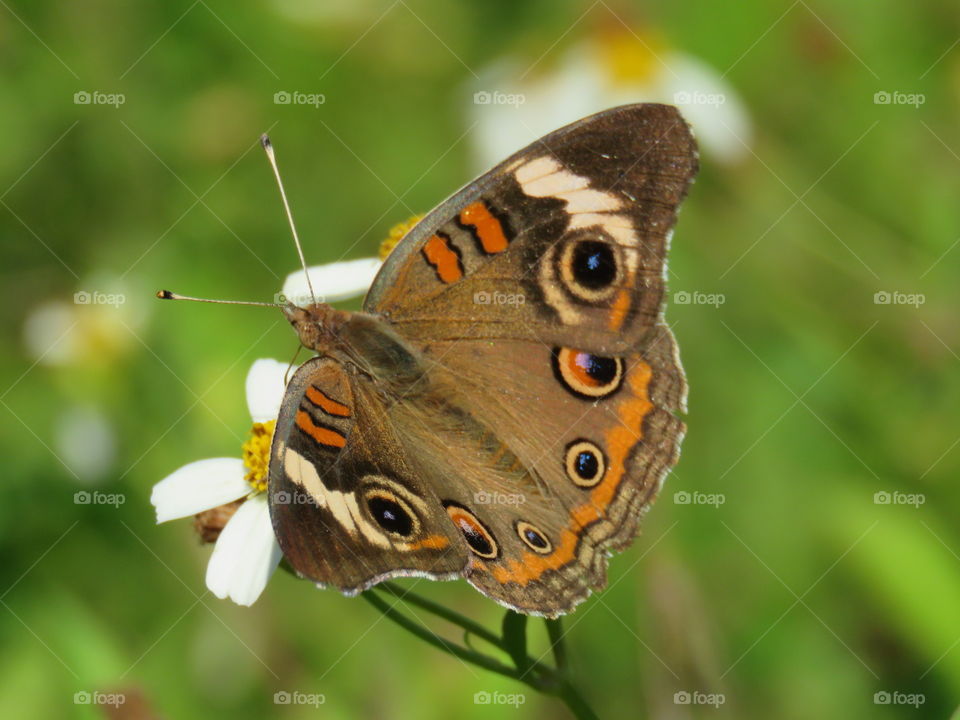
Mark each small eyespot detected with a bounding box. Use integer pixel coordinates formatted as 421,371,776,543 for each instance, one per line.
565,440,606,488
444,503,499,559
559,236,620,301
365,491,417,538
552,348,624,399
516,521,553,554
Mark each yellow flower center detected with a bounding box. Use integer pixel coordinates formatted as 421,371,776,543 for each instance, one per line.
242,420,276,493
379,215,424,260
599,28,667,85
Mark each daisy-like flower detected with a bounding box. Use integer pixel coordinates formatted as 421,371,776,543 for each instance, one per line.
468,27,751,168
279,215,422,308
151,256,388,605
151,358,287,605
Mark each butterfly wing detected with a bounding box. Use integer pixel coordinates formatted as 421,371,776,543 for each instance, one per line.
390,325,685,615
268,356,468,592
364,103,698,355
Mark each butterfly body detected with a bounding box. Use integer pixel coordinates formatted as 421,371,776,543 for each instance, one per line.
270,104,698,616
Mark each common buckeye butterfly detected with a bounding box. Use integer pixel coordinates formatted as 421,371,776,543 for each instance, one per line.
171,104,698,617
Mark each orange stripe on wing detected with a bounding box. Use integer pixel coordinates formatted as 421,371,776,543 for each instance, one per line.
489,361,653,586
421,234,464,284
460,201,509,254
296,410,347,449
404,534,451,551
608,287,632,331
305,385,351,417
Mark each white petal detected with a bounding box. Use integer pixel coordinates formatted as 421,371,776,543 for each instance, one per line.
245,358,288,423
280,258,381,307
205,494,282,606
151,458,248,523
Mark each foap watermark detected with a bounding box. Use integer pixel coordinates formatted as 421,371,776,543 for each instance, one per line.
473,90,525,107
874,490,925,508
273,91,326,108
272,490,319,507
673,90,726,108
74,490,125,507
74,90,125,107
873,91,925,108
274,691,325,706
74,691,125,708
673,490,725,508
674,690,726,708
674,290,725,308
874,290,925,308
74,290,125,307
274,292,326,306
473,290,525,306
473,690,526,707
874,690,925,708
474,490,525,506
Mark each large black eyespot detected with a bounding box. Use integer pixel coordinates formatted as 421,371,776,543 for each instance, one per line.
558,234,620,302
571,240,617,290
516,521,553,554
444,502,499,559
367,494,415,537
565,440,606,488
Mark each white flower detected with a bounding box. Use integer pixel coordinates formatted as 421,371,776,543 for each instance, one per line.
279,218,426,309
153,256,387,604
151,358,288,606
281,257,382,307
468,28,752,168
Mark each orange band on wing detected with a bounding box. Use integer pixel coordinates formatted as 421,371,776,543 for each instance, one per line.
295,410,347,449
608,287,632,331
404,534,451,551
421,234,464,284
459,201,509,254
305,385,351,417
489,361,653,586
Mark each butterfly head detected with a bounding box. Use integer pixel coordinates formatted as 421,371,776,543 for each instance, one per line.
282,302,348,352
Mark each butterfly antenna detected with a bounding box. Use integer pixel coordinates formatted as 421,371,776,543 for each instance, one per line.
156,290,283,307
260,134,317,306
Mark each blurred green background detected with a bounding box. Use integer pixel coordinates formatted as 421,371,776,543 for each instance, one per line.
2,0,959,718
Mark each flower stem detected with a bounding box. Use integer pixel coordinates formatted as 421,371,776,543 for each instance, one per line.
546,617,569,672
361,585,599,720
360,590,518,677
376,581,502,649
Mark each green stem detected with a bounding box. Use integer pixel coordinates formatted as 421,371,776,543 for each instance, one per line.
361,591,520,678
546,618,569,672
554,680,600,720
376,581,503,649
361,587,600,720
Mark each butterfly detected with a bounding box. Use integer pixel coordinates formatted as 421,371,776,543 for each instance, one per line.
263,103,697,617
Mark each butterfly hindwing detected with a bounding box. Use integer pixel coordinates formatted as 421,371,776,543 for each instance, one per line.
389,324,686,615
268,356,468,592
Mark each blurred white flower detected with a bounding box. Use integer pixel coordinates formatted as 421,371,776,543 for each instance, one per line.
151,359,287,606
55,404,117,483
468,29,751,168
23,275,144,367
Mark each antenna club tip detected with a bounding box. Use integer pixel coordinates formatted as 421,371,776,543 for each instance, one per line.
156,289,174,299
260,133,272,149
